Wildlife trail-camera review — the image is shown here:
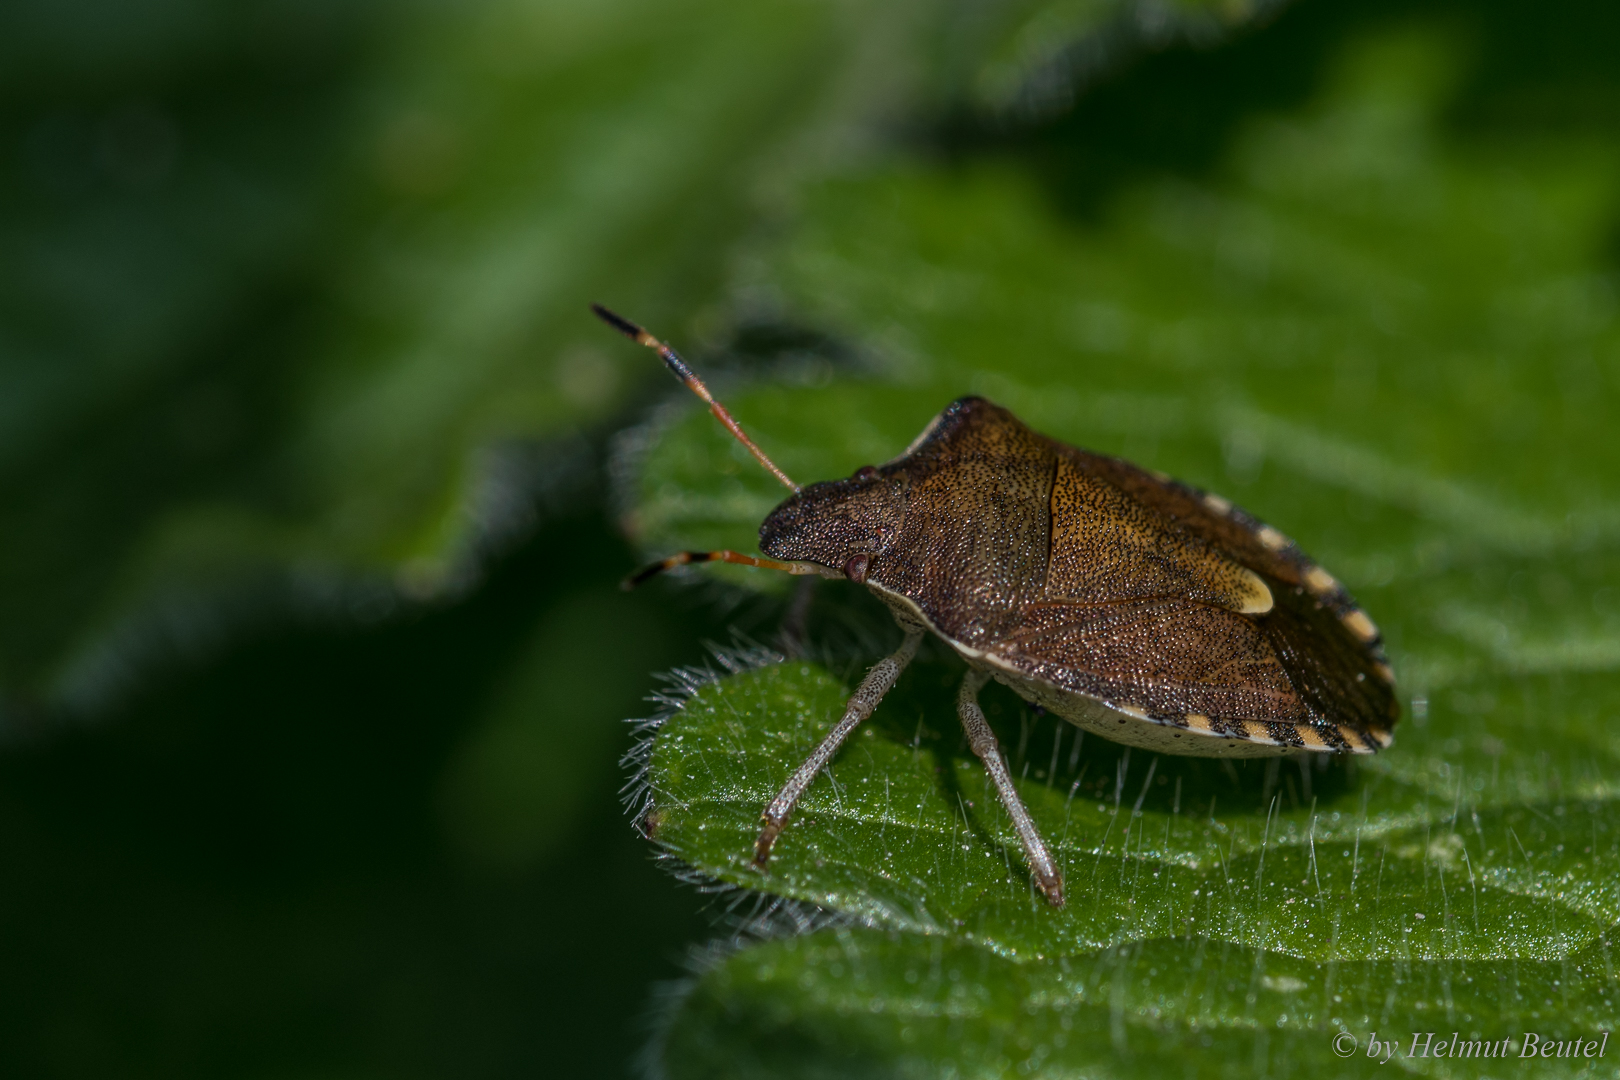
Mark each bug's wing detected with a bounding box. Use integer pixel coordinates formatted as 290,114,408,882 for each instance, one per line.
997,597,1305,722
1046,443,1399,728
1257,568,1399,742
877,397,1057,649
1061,446,1342,609
1045,455,1273,615
992,593,1394,750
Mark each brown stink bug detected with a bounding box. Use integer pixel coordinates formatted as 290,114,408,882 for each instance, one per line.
594,304,1398,908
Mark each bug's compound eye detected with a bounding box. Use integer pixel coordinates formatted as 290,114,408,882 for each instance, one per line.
842,553,871,583
852,465,879,480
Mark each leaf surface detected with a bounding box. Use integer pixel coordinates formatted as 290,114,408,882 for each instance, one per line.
629,20,1620,1076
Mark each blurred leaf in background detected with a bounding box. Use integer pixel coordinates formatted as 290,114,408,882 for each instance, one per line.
0,0,885,720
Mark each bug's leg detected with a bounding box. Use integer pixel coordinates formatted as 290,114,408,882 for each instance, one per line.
753,630,924,868
957,669,1065,907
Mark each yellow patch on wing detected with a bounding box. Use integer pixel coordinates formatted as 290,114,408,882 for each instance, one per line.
1046,458,1275,616
1233,568,1274,615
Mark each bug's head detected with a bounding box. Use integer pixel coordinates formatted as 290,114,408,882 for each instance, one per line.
759,465,906,583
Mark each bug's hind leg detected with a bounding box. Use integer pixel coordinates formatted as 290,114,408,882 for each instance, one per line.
753,630,924,868
957,669,1065,908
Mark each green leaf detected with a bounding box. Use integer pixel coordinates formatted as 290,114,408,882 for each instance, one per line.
959,0,1272,114
628,21,1620,1076
647,657,1620,951
649,656,1620,1073
665,925,1617,1078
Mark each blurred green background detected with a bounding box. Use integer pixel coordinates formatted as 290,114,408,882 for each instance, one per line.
3,0,1619,1076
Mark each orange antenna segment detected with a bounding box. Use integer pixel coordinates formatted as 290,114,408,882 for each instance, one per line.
591,304,799,493
622,550,823,590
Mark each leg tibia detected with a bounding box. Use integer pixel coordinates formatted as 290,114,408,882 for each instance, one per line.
957,670,1066,908
752,630,924,867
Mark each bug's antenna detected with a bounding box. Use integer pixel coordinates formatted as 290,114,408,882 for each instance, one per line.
592,304,799,493
620,549,823,590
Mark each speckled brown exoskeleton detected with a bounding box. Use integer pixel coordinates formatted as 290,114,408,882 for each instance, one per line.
594,305,1398,908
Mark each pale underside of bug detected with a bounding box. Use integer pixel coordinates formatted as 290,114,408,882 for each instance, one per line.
596,305,1398,908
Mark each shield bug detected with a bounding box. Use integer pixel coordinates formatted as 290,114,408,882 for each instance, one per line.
595,304,1398,908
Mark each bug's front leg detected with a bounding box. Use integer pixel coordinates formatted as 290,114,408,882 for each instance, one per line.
957,669,1065,907
753,630,924,867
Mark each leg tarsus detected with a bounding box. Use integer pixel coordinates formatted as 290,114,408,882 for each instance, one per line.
752,819,785,868
957,669,1066,908
751,630,924,870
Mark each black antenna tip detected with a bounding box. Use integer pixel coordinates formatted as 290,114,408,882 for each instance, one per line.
591,303,643,341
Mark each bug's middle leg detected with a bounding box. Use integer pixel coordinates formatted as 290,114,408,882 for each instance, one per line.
753,629,924,868
957,669,1065,907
